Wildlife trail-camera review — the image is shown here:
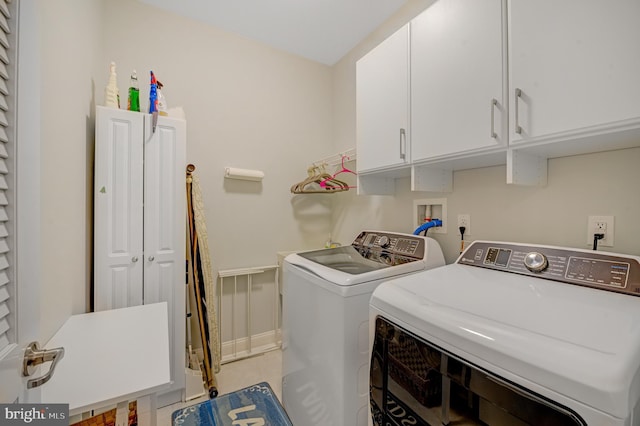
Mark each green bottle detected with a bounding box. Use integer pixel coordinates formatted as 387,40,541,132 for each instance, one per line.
127,70,140,112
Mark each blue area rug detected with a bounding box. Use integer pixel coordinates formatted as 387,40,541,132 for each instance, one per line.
172,382,292,425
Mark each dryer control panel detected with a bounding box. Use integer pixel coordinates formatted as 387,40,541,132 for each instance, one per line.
458,241,640,296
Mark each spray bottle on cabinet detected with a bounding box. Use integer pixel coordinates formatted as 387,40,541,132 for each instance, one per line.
127,70,140,112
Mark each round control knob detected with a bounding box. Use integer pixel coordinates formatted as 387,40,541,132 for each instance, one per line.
524,251,548,272
378,236,390,248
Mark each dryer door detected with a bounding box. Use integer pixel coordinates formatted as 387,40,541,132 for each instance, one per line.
369,317,586,426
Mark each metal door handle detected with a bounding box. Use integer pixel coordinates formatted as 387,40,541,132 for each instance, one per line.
23,341,65,389
132,256,139,263
399,128,406,160
148,255,155,262
490,98,498,139
514,88,523,134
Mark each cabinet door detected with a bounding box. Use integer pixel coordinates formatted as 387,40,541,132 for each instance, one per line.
356,24,410,172
143,115,186,399
411,0,504,162
509,0,640,142
94,107,144,311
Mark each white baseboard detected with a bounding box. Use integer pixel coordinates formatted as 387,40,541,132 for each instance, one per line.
220,329,282,364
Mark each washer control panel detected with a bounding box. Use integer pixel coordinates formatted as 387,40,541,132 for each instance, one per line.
523,251,548,272
352,231,426,261
458,241,640,296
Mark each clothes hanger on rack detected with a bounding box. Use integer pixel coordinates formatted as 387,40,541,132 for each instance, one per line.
319,155,357,189
290,164,349,194
292,164,348,194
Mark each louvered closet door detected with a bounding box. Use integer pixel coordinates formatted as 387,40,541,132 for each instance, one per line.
143,114,186,399
94,106,144,311
0,0,11,359
0,0,31,402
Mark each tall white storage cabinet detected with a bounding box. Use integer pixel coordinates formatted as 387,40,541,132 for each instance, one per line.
94,106,187,405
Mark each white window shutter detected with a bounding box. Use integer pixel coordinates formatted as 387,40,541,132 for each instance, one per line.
0,0,13,354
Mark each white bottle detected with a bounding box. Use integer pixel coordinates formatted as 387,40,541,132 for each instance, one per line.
157,80,168,116
104,62,120,109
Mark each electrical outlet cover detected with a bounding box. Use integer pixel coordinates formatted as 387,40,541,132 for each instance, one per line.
457,214,470,235
586,215,614,247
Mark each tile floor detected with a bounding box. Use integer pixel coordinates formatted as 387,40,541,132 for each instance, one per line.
157,349,283,425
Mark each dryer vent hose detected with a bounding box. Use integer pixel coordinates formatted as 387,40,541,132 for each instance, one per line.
413,219,442,235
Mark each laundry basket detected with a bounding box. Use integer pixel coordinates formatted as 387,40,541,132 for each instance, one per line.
388,330,442,407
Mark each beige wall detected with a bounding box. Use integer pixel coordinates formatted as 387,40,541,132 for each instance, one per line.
330,148,640,264
101,0,335,273
97,1,339,346
26,0,640,343
22,0,104,340
26,0,334,343
330,1,640,263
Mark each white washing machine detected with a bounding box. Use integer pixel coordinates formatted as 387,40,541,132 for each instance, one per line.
282,230,445,426
369,240,640,425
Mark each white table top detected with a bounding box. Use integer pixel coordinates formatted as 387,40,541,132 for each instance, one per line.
41,302,171,415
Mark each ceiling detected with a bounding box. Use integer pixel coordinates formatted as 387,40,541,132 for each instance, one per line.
138,0,409,66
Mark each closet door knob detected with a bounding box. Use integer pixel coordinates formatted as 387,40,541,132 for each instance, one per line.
131,256,139,263
148,256,155,262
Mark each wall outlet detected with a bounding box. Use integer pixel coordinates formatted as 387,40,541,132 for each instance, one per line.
457,214,471,235
586,215,614,247
413,198,447,234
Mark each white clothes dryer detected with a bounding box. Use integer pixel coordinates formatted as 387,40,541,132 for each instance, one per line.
370,240,640,426
282,230,445,426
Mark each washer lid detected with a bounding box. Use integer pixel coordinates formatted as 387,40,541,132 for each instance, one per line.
286,249,429,286
370,263,640,419
297,246,390,275
285,232,445,287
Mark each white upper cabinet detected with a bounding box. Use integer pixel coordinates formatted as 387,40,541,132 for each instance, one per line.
508,0,640,144
411,0,505,162
356,24,410,173
356,0,640,190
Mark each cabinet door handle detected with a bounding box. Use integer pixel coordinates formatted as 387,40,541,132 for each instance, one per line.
131,256,139,263
148,255,155,262
399,128,406,160
490,98,498,139
514,88,523,134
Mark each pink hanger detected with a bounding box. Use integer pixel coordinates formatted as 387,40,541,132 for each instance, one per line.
320,155,357,188
335,155,357,176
